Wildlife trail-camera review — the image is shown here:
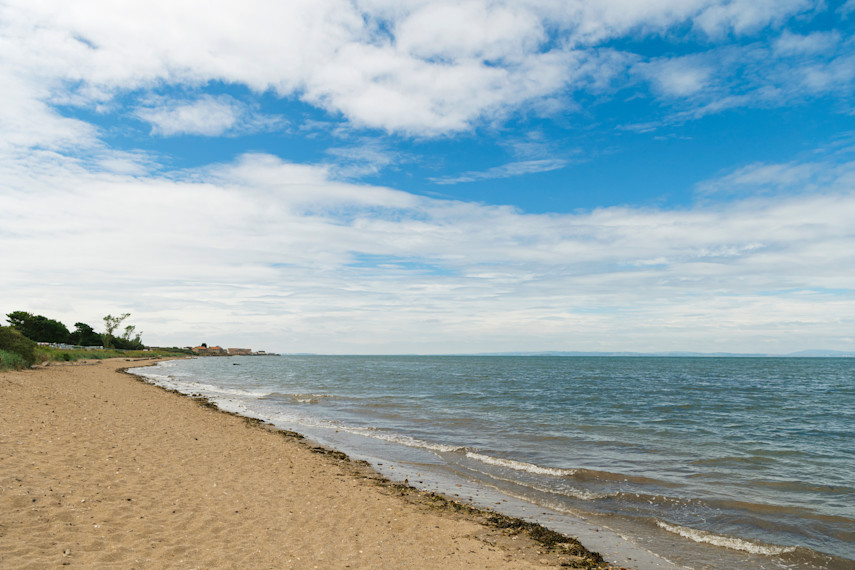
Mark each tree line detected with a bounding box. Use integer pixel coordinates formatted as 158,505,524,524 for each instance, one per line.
4,311,144,350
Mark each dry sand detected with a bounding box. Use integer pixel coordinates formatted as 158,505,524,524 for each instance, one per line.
1,358,607,569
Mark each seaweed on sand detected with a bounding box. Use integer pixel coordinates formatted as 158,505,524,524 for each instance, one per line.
370,480,609,568
309,446,350,461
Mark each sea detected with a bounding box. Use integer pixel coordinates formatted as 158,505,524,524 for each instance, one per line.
130,356,854,569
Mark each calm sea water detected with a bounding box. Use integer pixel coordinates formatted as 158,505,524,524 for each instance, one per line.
132,356,854,569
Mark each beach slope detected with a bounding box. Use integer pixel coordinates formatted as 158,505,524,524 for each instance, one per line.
1,359,604,568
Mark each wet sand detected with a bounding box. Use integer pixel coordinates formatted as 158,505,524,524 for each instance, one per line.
0,358,607,568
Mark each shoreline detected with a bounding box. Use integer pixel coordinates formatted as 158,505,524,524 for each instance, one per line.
1,358,611,568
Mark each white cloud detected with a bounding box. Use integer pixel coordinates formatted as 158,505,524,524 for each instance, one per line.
0,71,99,153
136,95,285,137
774,30,841,56
696,157,855,197
0,0,837,139
692,0,814,36
638,55,713,97
136,96,236,137
1,0,853,352
325,140,407,179
394,1,545,62
1,150,853,353
628,34,855,126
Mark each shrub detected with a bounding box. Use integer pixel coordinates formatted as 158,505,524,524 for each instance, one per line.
0,349,27,371
0,326,37,366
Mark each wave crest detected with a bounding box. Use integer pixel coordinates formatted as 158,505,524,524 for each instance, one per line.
465,452,576,477
656,521,797,555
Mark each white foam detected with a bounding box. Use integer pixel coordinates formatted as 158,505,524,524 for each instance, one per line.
656,521,797,556
207,385,271,398
343,428,466,453
287,393,334,404
129,369,273,402
465,452,576,477
466,467,614,500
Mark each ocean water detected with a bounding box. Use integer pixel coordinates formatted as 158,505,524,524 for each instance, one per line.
131,356,854,569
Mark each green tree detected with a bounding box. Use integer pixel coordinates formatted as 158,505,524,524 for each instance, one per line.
6,311,30,330
102,313,144,349
122,324,137,341
102,313,130,348
0,326,37,366
68,322,102,346
6,311,70,343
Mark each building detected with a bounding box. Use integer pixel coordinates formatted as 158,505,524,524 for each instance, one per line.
192,345,226,356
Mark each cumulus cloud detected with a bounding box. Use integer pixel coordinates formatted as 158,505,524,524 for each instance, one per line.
0,0,841,139
638,55,714,98
135,95,286,137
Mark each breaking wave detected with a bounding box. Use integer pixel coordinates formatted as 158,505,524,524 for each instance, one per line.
465,452,577,477
656,520,797,555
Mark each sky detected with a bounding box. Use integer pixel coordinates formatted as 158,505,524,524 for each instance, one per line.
1,0,854,354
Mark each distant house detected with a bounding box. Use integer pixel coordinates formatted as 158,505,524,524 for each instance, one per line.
227,348,251,355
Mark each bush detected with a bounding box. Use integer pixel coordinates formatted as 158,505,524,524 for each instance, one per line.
0,326,37,366
0,349,28,371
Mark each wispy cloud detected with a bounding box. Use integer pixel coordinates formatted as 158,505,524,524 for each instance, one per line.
325,139,409,179
696,154,855,197
430,159,568,185
624,32,855,131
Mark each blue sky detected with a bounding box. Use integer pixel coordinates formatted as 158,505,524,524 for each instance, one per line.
2,0,854,353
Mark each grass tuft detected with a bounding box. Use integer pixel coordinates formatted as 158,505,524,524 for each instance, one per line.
0,349,27,371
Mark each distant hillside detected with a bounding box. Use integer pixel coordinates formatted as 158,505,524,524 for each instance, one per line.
785,349,855,357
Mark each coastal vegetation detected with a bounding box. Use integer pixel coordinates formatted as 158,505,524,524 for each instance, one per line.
6,311,69,343
0,326,37,368
0,311,189,371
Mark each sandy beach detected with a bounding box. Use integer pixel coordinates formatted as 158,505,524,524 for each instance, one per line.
1,358,607,569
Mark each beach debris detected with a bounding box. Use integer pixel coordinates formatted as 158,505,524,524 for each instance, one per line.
243,416,265,428
309,446,350,461
191,395,220,410
277,429,304,439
